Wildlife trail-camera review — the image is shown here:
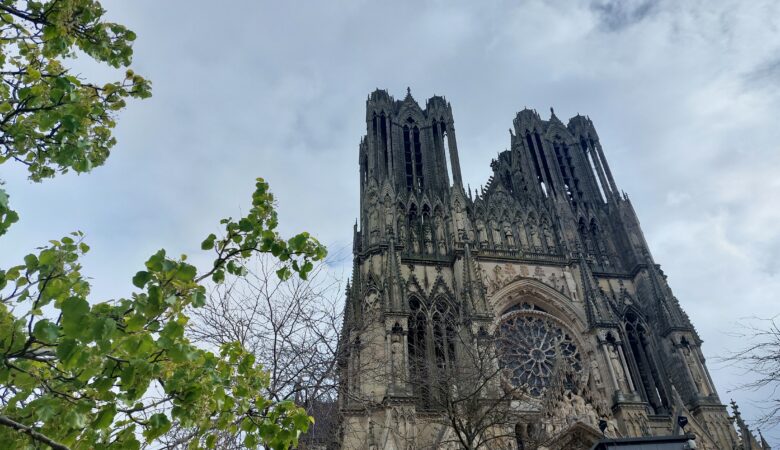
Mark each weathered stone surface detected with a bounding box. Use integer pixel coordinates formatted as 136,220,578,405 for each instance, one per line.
335,90,745,450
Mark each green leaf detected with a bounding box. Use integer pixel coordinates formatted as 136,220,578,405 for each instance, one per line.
191,291,206,308
174,263,196,281
144,413,171,440
61,296,90,337
23,253,38,270
244,433,258,448
276,267,292,281
212,269,225,283
32,319,59,342
132,270,151,288
201,233,216,250
93,404,117,429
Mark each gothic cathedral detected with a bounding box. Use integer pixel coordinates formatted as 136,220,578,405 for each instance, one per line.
336,89,754,450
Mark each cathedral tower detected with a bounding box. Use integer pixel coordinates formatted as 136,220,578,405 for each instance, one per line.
337,90,749,450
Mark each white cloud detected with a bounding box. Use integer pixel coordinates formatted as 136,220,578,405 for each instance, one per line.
1,0,779,443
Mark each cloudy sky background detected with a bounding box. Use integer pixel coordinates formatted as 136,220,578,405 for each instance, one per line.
2,0,779,443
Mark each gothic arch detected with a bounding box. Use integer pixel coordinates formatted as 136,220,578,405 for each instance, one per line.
405,274,426,301
407,293,458,409
492,280,590,401
621,309,672,414
429,274,456,301
489,278,588,337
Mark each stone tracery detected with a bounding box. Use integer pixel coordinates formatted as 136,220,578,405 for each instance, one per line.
338,89,747,450
497,308,583,398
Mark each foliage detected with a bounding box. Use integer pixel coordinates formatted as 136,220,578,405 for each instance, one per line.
170,254,343,448
0,1,329,449
0,178,327,449
0,0,151,236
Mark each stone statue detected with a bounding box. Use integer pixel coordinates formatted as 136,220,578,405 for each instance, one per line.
454,201,466,234
491,220,503,247
398,218,407,245
477,220,488,246
435,216,446,255
424,225,433,254
607,344,628,391
410,224,419,253
503,221,516,247
369,208,379,243
529,225,541,249
391,332,404,384
543,223,555,249
590,359,603,387
597,236,607,255
572,393,587,418
682,346,710,396
384,202,394,235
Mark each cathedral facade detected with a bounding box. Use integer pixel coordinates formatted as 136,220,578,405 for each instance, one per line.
336,89,753,450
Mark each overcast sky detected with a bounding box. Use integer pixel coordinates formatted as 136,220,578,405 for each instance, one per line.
2,0,779,443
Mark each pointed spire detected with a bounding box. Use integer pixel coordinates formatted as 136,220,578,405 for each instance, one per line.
644,252,694,335
549,106,564,126
578,252,616,328
462,243,486,315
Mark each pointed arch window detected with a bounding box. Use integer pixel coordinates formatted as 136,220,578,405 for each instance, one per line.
407,296,457,409
380,113,389,173
413,126,424,191
439,120,454,187
403,125,413,191
408,297,430,405
624,313,670,414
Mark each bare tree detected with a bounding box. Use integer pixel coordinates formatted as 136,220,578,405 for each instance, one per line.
422,321,518,450
157,253,345,449
341,301,609,450
189,254,344,405
418,320,599,450
722,316,780,431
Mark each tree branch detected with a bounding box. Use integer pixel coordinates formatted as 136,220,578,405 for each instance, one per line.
0,414,71,450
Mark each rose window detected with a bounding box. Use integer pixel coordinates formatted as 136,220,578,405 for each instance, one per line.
497,312,582,397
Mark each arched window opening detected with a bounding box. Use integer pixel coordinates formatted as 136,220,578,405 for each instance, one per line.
582,137,607,203
515,423,525,450
441,122,454,187
590,219,607,260
380,113,389,173
587,150,607,204
413,126,424,191
554,141,573,203
408,296,458,409
563,144,581,200
361,153,368,185
590,137,611,195
526,133,545,188
535,133,556,195
625,315,669,414
403,125,413,191
503,170,514,193
408,297,430,406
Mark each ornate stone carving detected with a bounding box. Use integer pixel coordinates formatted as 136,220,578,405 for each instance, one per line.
497,312,583,397
340,90,738,450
